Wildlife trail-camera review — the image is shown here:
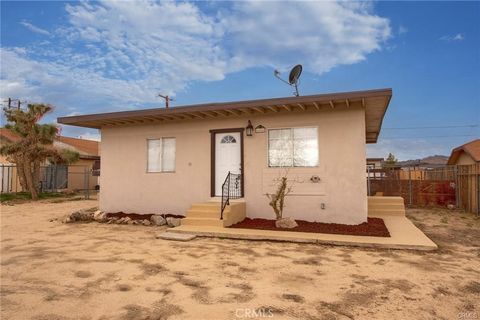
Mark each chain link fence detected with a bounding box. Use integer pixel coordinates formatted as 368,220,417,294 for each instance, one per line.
0,164,99,199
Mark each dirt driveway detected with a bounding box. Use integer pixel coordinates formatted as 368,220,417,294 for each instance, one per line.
1,200,479,320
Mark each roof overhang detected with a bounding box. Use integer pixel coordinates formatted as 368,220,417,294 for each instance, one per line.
58,88,392,143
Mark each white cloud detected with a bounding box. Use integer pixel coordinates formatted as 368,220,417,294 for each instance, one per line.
2,0,391,121
20,20,51,36
221,1,391,73
440,33,465,42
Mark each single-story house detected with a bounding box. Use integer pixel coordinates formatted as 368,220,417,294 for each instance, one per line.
366,157,384,170
0,128,100,192
58,88,392,225
447,139,480,165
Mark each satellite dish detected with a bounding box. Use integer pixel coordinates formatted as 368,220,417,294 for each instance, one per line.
288,64,302,85
273,64,303,96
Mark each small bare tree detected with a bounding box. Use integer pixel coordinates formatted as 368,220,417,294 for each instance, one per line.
266,176,292,220
266,170,302,220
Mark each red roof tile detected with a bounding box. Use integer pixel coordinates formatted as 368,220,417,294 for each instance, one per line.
0,128,99,157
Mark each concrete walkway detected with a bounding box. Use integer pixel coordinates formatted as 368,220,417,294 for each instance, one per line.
170,213,438,251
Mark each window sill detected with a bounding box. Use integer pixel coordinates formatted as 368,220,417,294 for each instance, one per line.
146,171,176,174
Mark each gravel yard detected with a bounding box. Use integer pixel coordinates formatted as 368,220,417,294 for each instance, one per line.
1,200,479,319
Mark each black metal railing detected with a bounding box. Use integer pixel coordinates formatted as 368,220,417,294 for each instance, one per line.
220,171,242,219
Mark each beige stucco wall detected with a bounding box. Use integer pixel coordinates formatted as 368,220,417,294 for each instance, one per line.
100,106,368,224
454,152,476,165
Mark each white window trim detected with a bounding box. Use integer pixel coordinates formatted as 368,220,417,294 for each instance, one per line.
146,137,176,173
267,126,319,168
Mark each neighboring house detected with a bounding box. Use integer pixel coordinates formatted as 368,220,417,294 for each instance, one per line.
366,158,384,170
54,136,101,191
447,139,480,165
0,128,100,192
366,157,386,180
58,88,392,225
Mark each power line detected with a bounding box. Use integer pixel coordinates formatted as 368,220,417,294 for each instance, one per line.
381,134,477,139
383,124,478,130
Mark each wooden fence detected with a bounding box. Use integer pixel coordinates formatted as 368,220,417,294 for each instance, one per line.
455,164,480,214
367,164,479,215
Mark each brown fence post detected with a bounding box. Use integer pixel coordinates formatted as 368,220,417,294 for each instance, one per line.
83,166,88,200
367,165,371,196
408,167,412,206
86,167,90,200
477,164,480,216
454,165,459,208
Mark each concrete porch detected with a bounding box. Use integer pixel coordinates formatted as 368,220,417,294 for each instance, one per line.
170,196,437,251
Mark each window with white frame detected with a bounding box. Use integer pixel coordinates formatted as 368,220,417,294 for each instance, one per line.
268,127,318,167
147,138,176,172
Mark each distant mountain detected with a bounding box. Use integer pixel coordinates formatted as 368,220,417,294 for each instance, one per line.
397,155,449,167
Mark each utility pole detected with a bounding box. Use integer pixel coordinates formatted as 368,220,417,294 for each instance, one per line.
2,98,25,109
157,94,173,108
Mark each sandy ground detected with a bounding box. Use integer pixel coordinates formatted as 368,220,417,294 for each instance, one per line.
1,200,479,320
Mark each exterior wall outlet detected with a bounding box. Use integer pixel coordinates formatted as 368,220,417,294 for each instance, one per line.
321,203,326,210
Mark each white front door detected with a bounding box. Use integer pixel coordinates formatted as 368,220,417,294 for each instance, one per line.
215,132,242,196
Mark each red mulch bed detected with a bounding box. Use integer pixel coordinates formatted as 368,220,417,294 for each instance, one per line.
106,212,184,221
229,217,390,237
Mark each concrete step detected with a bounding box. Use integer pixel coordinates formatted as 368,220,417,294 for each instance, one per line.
368,196,406,217
368,208,405,216
156,232,196,241
185,209,222,219
190,203,231,212
191,202,220,209
368,203,405,210
368,196,404,204
181,217,224,227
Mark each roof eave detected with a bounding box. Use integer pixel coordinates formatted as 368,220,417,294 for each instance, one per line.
58,88,392,144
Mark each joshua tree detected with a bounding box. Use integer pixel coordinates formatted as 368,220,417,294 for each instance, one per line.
1,104,79,200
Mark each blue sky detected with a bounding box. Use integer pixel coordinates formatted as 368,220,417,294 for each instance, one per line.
1,1,479,160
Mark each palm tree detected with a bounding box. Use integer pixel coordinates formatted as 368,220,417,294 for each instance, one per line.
1,104,79,200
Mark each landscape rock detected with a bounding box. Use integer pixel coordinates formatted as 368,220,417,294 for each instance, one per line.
93,210,108,222
62,216,72,224
150,215,166,226
143,219,151,226
166,217,181,227
275,217,298,229
70,210,94,222
62,210,94,223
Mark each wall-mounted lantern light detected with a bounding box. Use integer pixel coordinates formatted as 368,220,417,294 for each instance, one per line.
255,125,265,133
246,120,254,136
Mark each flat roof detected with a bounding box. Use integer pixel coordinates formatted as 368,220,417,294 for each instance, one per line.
58,88,392,143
